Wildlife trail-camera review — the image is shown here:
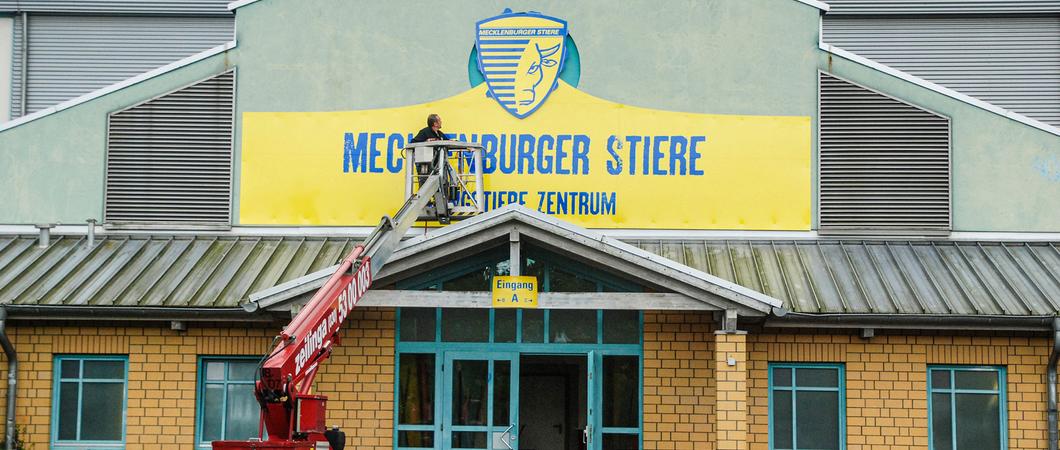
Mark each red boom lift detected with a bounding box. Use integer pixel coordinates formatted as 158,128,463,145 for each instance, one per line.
214,141,485,450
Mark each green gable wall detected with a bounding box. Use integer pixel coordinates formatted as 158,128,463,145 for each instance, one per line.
819,51,1060,232
0,0,1056,232
0,54,235,225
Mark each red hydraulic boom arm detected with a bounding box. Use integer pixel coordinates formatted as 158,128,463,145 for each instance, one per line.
214,141,483,450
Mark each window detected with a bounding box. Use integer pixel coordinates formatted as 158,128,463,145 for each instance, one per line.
52,355,128,449
398,308,642,346
197,358,260,447
769,363,845,450
396,246,642,293
928,366,1007,450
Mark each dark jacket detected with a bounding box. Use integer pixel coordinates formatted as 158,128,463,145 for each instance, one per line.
411,127,448,143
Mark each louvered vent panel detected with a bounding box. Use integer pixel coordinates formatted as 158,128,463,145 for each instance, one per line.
0,1,231,14
9,14,233,118
105,71,234,225
824,16,1060,127
819,73,951,233
824,0,1060,14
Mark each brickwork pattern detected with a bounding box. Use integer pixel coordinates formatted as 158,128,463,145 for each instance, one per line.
748,332,1052,450
0,308,395,450
642,311,715,450
0,310,1054,450
715,332,748,450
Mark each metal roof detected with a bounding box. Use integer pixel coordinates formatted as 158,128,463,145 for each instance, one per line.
1,233,1059,317
248,205,783,316
0,235,358,308
629,240,1060,316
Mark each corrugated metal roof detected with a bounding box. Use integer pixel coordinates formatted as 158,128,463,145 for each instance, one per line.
2,234,1059,317
0,235,358,308
629,240,1060,316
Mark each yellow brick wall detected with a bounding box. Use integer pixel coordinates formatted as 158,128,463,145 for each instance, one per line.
0,307,395,450
642,311,715,450
748,332,1052,450
714,332,747,450
0,310,1055,450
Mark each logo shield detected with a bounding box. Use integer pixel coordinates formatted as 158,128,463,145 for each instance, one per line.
476,11,568,119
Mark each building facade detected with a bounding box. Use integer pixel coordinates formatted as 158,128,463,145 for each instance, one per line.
0,1,1059,450
0,0,233,122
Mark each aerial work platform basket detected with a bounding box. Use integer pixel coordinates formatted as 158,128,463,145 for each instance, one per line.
404,140,485,223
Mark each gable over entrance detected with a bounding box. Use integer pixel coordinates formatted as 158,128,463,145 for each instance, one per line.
247,205,784,318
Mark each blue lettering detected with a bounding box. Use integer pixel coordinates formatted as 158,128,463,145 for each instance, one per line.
652,135,668,176
343,132,368,173
537,135,555,174
500,134,517,174
368,132,385,173
482,134,498,174
606,135,623,175
602,192,616,215
555,135,571,175
690,136,706,176
641,136,651,176
625,136,641,175
573,135,590,175
669,136,688,175
386,133,404,173
518,134,535,174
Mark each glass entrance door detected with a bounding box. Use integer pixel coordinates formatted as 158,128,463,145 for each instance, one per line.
443,352,519,450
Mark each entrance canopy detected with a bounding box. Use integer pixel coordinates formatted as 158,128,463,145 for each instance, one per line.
248,205,784,317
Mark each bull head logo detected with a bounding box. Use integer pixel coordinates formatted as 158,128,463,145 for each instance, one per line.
476,10,568,119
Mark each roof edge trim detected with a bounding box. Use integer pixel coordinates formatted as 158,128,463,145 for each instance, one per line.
5,227,1060,242
768,312,1058,332
0,40,237,133
228,0,829,12
1,305,270,322
394,205,785,311
794,0,830,11
820,43,1060,138
227,0,262,11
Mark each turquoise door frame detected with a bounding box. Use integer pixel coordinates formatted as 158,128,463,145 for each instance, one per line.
442,351,520,450
395,308,644,450
585,350,596,449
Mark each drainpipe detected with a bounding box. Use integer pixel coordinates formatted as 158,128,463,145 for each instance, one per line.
86,219,97,247
34,224,53,248
0,307,17,450
1049,317,1060,450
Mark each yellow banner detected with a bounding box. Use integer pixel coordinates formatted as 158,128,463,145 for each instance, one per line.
492,276,539,308
240,82,811,230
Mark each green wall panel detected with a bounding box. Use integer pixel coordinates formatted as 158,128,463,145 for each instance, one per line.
1,0,1057,232
818,51,1060,232
0,54,234,224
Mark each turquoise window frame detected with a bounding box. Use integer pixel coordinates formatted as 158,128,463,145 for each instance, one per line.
927,365,1008,450
396,245,642,293
767,363,846,450
195,356,261,448
50,355,129,450
394,307,643,450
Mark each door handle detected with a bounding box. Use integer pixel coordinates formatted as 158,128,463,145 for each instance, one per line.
500,424,514,450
